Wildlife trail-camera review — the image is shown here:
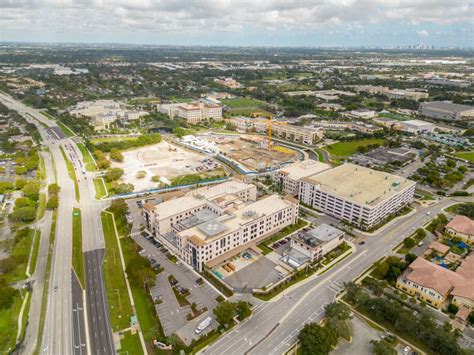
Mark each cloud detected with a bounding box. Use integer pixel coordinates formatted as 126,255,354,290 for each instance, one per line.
417,29,430,37
0,0,472,43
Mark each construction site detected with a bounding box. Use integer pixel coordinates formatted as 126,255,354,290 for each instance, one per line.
196,134,300,174
111,141,226,191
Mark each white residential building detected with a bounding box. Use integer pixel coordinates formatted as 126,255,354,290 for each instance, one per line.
272,159,332,196
142,180,299,271
299,163,416,230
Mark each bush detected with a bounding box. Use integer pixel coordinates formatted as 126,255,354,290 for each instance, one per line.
447,303,459,314
109,148,124,162
105,168,124,182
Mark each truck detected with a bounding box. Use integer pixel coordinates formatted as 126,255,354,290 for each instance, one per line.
195,316,212,334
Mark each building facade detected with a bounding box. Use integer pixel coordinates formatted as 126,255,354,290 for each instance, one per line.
299,163,416,230
419,101,474,121
142,180,299,271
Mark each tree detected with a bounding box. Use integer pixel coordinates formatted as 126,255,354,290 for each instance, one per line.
370,340,396,355
113,183,134,194
375,261,390,279
15,179,27,190
298,323,337,355
125,255,156,289
105,168,124,182
15,166,27,175
326,317,350,341
405,253,417,264
109,199,128,217
235,301,251,321
0,278,16,310
48,183,61,195
0,181,13,194
324,302,351,320
22,181,40,201
213,301,235,326
46,195,59,209
97,158,111,170
93,149,106,160
447,303,459,314
403,237,416,249
15,197,33,208
173,127,186,138
9,206,36,222
109,148,124,162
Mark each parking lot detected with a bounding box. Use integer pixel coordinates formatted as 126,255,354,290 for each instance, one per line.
132,233,221,344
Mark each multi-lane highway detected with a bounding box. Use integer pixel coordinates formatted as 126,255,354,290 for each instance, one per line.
0,92,114,355
203,198,456,355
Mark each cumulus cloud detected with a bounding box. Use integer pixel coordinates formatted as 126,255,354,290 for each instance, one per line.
417,29,430,37
0,0,472,41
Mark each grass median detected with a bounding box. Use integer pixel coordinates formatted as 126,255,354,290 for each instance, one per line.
93,178,108,199
59,146,80,202
72,208,85,288
101,211,133,331
29,229,41,276
77,143,97,171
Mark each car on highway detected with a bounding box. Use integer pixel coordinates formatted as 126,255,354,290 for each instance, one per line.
54,285,59,292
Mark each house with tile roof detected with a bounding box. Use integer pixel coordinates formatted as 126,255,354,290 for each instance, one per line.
446,215,474,244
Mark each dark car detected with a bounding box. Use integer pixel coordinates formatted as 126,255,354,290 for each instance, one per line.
358,241,366,245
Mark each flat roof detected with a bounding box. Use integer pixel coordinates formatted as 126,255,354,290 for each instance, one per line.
303,163,415,207
421,101,474,113
152,180,252,219
277,159,332,180
402,119,434,127
294,223,344,247
181,195,294,244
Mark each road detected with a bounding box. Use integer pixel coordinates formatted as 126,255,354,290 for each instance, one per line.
0,92,114,355
203,198,456,355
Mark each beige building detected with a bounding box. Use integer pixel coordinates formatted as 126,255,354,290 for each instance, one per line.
159,101,222,124
271,159,332,196
355,85,429,101
290,224,345,261
143,180,299,271
299,163,416,230
419,101,474,121
226,117,323,145
446,215,474,244
397,256,474,310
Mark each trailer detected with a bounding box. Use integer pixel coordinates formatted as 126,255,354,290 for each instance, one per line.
195,316,212,334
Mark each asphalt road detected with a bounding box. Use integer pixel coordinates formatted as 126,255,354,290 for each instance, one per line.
0,92,114,355
72,271,87,355
202,198,456,355
84,249,114,354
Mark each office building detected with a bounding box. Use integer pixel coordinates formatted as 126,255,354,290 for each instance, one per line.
419,101,474,121
272,159,332,196
159,101,223,124
299,163,416,230
398,119,435,134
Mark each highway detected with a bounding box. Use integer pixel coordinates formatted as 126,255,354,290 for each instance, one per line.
203,198,457,355
0,92,114,355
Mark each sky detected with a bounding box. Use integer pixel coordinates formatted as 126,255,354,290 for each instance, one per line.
1,0,473,47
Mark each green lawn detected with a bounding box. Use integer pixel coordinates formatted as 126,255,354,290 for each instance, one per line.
0,292,23,353
90,136,138,144
57,122,75,137
38,193,46,220
93,178,108,199
29,229,41,275
454,151,474,163
325,139,385,159
120,236,166,347
221,97,266,108
4,228,35,283
17,291,31,346
60,146,80,202
119,330,144,355
77,143,97,171
101,212,134,331
72,208,85,288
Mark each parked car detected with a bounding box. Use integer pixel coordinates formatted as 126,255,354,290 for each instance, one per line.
358,241,366,245
196,277,204,285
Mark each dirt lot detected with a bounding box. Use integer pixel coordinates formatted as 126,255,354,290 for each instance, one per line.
205,134,298,172
111,141,224,191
